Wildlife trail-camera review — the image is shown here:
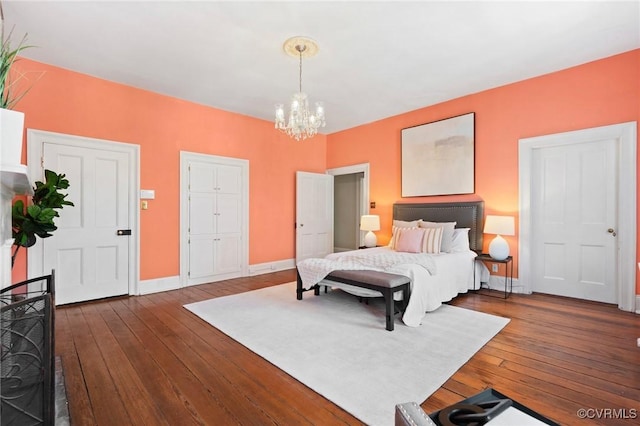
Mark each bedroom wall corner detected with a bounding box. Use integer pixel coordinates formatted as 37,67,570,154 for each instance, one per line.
326,49,640,293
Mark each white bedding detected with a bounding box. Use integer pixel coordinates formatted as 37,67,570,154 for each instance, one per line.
298,247,489,327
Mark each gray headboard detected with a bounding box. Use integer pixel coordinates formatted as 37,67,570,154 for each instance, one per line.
392,201,484,251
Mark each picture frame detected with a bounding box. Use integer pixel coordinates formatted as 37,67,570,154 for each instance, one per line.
401,112,475,197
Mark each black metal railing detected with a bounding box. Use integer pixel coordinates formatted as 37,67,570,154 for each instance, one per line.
1,272,55,426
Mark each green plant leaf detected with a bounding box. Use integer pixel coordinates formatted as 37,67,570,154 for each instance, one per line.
11,169,74,250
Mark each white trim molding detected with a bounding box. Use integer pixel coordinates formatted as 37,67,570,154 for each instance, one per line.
248,259,296,276
139,275,180,295
519,121,637,312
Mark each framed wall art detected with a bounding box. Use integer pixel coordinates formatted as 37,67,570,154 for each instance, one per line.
401,112,475,197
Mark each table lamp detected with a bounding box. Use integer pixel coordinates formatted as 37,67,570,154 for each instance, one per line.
360,215,380,248
483,215,515,260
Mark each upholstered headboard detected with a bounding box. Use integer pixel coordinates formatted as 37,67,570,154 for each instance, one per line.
392,201,484,251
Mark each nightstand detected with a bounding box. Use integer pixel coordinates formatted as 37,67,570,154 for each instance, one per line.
473,253,513,299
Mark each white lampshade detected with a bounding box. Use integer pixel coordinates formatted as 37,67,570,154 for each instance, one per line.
360,215,380,248
360,215,380,232
483,215,515,260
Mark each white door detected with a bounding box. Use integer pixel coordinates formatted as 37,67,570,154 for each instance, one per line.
43,142,131,304
296,171,333,262
187,161,242,285
531,139,617,303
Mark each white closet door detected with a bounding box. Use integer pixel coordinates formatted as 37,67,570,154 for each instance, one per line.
187,160,242,285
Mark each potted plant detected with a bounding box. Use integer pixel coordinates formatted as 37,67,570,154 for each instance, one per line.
11,169,74,267
0,26,36,168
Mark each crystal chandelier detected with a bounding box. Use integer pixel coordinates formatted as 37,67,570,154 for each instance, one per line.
275,36,326,141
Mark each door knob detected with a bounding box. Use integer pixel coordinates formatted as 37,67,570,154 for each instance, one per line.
607,228,617,237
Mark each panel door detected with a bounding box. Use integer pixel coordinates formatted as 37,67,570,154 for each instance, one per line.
296,171,334,262
531,138,617,303
43,142,130,304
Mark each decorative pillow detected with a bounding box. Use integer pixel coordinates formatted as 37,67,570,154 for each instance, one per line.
450,228,471,252
389,225,420,249
419,221,456,252
421,227,443,254
393,219,422,228
395,228,425,253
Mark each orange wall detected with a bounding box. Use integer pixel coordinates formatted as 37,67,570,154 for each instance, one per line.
10,50,639,294
11,59,327,283
326,49,640,292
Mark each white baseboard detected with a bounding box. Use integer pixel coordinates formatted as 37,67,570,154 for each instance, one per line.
483,275,526,294
635,295,640,314
248,258,295,276
138,275,181,295
137,261,296,296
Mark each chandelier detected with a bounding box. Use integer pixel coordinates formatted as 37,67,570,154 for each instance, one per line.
275,36,326,141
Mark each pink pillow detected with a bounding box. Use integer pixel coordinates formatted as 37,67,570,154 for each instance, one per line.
395,228,425,253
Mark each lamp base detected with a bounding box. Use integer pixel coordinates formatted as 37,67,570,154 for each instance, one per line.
488,235,509,260
364,231,377,248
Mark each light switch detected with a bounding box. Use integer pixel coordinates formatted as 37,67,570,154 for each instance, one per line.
140,189,155,199
141,200,148,210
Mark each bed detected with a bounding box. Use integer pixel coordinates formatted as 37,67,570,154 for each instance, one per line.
296,201,489,327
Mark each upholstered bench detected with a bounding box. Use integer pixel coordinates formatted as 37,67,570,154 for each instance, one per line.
296,269,411,331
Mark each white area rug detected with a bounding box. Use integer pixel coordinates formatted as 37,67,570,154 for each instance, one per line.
184,282,509,426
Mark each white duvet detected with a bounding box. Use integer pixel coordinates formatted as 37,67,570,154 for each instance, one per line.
297,247,488,327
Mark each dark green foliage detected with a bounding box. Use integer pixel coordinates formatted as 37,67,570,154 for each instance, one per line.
11,170,74,265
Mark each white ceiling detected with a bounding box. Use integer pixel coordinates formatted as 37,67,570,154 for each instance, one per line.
3,1,639,134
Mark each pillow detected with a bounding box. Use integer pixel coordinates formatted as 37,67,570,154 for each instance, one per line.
421,227,443,254
419,221,456,252
450,228,471,252
389,225,419,249
393,219,421,228
395,228,425,253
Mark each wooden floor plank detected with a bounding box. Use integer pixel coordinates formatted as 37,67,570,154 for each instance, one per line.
55,271,640,425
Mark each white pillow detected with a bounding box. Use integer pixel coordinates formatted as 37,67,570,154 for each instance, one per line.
420,221,456,252
450,228,471,252
393,219,421,228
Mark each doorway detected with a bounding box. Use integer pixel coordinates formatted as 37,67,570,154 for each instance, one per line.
519,122,636,311
327,163,370,252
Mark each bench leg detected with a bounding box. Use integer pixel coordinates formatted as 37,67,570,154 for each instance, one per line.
296,271,304,300
384,288,394,331
401,284,410,312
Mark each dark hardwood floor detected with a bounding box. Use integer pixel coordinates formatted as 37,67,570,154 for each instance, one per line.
56,269,640,425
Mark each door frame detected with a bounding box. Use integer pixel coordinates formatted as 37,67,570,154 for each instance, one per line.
26,129,140,295
327,163,370,247
179,151,249,287
518,122,636,311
